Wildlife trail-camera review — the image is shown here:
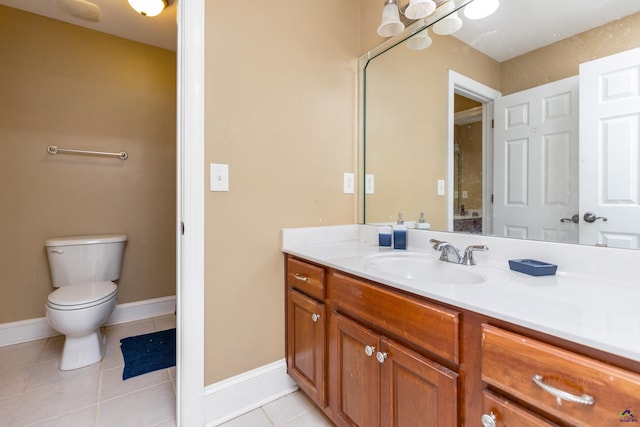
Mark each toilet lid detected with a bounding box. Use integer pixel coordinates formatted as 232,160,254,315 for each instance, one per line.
47,281,117,309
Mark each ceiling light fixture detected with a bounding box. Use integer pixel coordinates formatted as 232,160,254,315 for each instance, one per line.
464,0,499,20
128,0,167,17
377,0,437,38
432,1,463,35
406,27,433,50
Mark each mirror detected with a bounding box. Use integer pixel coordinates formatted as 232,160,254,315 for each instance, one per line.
362,0,640,249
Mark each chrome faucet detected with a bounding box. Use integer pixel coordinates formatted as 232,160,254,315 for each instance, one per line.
430,239,488,266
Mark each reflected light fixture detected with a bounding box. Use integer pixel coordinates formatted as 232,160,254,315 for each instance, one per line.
433,1,463,35
377,0,405,37
377,0,437,38
128,0,167,17
464,0,499,19
406,27,433,50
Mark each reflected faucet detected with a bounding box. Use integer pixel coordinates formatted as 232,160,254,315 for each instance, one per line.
430,239,488,266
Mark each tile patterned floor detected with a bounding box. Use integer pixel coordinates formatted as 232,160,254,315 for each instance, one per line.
218,391,334,427
0,315,176,427
1,314,333,427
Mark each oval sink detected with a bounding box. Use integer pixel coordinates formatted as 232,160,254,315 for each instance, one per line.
365,252,485,285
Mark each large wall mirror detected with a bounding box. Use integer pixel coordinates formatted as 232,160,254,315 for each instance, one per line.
362,0,640,249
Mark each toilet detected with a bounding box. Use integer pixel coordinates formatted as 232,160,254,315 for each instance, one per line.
45,234,127,370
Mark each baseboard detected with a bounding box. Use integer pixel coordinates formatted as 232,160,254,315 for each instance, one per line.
204,359,298,426
0,295,176,348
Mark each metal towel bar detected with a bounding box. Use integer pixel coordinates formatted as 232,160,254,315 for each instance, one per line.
47,145,128,160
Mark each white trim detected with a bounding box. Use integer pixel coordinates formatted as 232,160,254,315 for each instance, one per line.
447,70,501,232
0,296,176,348
106,295,176,325
176,0,205,425
203,359,298,426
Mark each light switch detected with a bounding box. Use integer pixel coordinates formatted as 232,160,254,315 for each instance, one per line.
365,174,375,194
343,173,355,194
462,191,468,199
437,179,445,196
210,163,229,192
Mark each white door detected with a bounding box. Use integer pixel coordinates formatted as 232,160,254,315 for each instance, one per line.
579,47,640,248
493,76,579,242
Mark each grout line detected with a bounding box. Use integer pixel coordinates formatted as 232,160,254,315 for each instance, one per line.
260,406,277,426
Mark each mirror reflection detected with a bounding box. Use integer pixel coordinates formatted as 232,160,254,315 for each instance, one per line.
363,0,640,249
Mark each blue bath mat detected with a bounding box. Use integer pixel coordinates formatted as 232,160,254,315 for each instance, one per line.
120,328,176,380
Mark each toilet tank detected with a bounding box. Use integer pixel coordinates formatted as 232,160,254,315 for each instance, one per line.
45,234,127,287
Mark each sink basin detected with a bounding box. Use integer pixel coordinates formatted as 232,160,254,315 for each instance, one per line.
365,252,486,285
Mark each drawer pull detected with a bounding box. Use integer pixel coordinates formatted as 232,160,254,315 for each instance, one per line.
364,345,376,357
480,412,497,427
311,313,320,322
532,374,595,406
293,273,309,282
376,351,388,364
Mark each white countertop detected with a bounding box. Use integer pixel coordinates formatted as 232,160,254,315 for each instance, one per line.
282,225,640,363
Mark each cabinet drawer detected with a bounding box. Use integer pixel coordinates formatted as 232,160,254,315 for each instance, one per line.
482,324,640,426
483,390,558,426
330,272,459,364
287,257,326,300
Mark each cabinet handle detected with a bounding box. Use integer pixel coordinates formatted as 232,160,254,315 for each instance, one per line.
364,345,375,357
293,273,309,282
532,374,595,405
311,313,320,322
376,351,388,364
480,412,497,427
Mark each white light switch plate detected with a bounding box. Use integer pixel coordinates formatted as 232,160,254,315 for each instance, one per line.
210,163,229,192
343,173,355,194
437,179,445,196
365,174,375,194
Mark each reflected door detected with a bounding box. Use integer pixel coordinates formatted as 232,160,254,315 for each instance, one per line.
579,47,640,249
493,77,579,242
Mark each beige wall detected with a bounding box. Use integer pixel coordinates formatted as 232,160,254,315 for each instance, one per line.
501,12,640,95
0,6,177,324
203,0,360,384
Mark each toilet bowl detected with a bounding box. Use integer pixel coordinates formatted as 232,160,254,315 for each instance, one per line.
45,235,127,370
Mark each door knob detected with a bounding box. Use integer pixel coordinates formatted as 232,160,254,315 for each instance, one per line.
560,214,579,223
583,212,608,223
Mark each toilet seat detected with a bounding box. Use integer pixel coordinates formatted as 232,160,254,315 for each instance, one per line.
47,281,117,311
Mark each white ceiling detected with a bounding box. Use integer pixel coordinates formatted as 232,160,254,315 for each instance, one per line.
454,0,640,62
1,0,638,60
0,0,177,51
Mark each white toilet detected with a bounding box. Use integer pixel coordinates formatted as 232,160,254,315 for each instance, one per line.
45,234,127,370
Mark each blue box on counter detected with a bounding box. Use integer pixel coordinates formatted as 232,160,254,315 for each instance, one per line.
508,259,557,276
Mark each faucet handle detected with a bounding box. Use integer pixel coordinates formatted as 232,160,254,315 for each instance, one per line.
429,238,444,249
462,245,488,266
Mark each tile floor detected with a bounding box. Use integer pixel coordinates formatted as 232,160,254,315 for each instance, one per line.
218,391,334,427
1,314,334,427
0,315,177,427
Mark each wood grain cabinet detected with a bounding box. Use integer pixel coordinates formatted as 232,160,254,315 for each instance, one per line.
285,257,327,407
328,271,459,427
284,255,640,427
330,313,458,427
481,324,640,426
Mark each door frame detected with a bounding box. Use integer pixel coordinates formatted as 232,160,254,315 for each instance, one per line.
177,0,205,425
447,71,501,232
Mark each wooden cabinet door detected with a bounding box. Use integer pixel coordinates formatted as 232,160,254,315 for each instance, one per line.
330,313,381,427
380,338,458,427
287,289,326,406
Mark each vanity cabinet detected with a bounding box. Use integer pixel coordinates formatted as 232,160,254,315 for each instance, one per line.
328,271,458,427
481,324,640,426
285,257,327,407
284,254,640,426
330,313,458,427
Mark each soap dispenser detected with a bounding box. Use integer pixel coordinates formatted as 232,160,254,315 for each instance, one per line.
416,212,431,230
393,213,407,250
